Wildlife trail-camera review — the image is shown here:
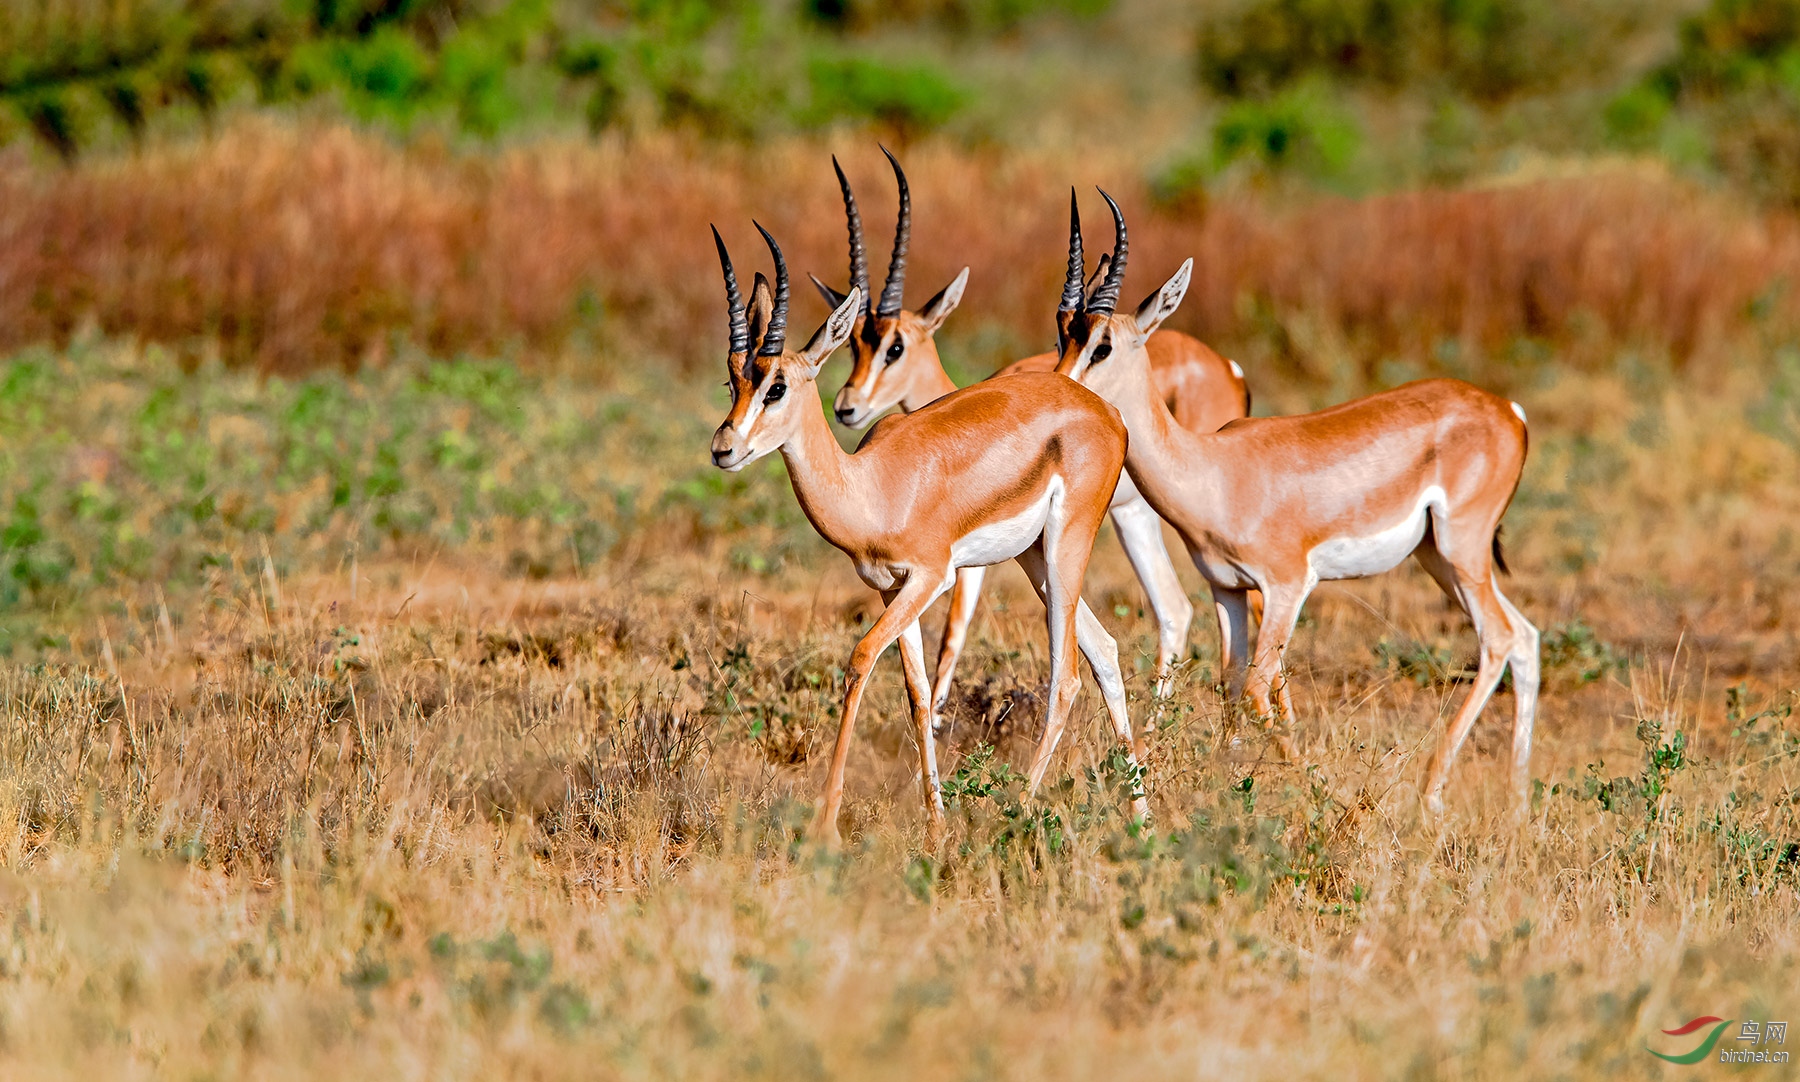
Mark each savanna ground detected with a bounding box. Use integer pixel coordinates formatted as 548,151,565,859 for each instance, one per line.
0,327,1795,1079
3,0,1800,1076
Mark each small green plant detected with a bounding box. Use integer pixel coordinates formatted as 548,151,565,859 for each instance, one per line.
1541,619,1622,684
1373,636,1459,687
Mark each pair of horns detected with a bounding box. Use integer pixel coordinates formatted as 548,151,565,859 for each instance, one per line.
1061,188,1127,317
833,148,910,319
711,221,791,358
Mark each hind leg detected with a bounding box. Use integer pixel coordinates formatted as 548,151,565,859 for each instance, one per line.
1414,541,1538,816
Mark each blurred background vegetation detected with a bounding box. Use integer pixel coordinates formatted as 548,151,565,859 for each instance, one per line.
10,0,1800,201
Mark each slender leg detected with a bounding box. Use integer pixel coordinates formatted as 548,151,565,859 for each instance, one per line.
1017,544,1150,824
1496,590,1541,802
1244,581,1310,758
931,565,987,719
897,620,946,842
1414,541,1538,816
816,575,950,845
1110,497,1194,700
1211,585,1254,701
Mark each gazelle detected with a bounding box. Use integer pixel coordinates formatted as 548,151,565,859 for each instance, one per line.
1051,191,1540,814
708,222,1147,843
810,151,1252,712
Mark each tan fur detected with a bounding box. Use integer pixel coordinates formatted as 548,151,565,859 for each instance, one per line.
712,282,1146,843
1057,269,1539,816
833,319,1251,706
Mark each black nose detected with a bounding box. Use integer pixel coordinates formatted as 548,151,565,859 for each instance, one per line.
712,448,731,465
835,407,857,423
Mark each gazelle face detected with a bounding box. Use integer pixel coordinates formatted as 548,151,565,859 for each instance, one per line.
711,280,863,472
826,268,968,428
714,336,816,471
1055,260,1194,403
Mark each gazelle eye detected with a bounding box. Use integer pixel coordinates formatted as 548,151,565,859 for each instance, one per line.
765,381,786,403
885,341,905,363
1091,342,1113,362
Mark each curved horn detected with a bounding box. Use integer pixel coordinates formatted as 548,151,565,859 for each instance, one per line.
877,145,910,318
833,155,872,315
1087,187,1127,316
713,225,749,355
1059,187,1085,314
753,221,790,357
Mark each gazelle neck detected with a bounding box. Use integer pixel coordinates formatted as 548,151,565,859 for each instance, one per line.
900,350,959,412
778,391,880,549
1109,353,1224,516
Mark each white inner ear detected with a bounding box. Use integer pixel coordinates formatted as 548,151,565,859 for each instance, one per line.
1134,258,1193,337
920,267,970,333
801,287,864,374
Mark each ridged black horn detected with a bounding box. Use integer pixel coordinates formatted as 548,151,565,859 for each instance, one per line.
754,221,789,357
1059,188,1085,314
833,156,871,315
877,146,910,318
1087,188,1127,316
713,225,749,355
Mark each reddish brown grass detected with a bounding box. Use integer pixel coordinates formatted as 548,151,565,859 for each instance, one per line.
1,121,1794,373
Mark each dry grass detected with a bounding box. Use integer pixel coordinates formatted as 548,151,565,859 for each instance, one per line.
0,339,1795,1077
2,121,1797,378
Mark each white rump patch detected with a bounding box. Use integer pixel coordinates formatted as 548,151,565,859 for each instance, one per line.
1229,359,1244,379
1510,401,1527,424
1309,485,1446,581
951,476,1062,570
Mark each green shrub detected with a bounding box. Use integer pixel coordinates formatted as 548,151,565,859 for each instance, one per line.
1211,81,1361,182
1196,0,1650,103
804,54,967,137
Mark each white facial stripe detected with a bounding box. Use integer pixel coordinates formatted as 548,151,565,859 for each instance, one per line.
863,330,898,397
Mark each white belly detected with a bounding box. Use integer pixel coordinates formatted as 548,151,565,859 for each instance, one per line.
1308,485,1445,581
950,477,1060,569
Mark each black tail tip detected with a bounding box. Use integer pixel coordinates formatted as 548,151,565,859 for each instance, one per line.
1492,526,1511,576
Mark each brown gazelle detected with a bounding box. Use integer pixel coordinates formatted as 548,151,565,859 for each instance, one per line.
1052,191,1539,814
708,223,1147,843
811,152,1251,710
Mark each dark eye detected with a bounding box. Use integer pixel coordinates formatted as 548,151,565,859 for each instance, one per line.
1091,342,1113,363
885,341,905,364
765,381,786,403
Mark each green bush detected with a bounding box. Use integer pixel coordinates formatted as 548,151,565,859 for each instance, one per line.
804,54,967,138
1211,81,1362,182
1196,0,1649,103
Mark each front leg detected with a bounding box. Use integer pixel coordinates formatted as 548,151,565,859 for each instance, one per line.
815,575,950,846
897,620,946,843
1110,497,1194,701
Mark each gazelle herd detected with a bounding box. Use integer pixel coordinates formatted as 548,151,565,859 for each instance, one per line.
710,151,1540,844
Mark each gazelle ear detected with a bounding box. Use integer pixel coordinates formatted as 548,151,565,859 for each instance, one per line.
916,267,969,335
809,273,850,311
748,273,776,353
799,287,864,376
1131,258,1192,339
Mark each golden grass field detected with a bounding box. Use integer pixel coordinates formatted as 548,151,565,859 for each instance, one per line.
0,311,1795,1077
